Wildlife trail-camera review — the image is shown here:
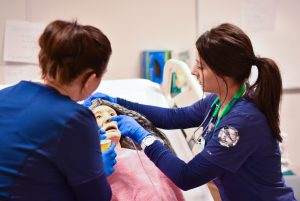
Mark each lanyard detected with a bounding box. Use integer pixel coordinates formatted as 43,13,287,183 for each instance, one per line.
190,83,246,151
211,83,246,130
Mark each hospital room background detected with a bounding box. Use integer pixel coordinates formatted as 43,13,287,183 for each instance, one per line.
0,0,300,200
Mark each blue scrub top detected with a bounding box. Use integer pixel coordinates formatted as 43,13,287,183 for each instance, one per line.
200,95,295,200
118,94,296,201
0,81,106,200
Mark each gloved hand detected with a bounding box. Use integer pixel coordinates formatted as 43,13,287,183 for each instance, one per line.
102,142,117,176
83,92,117,107
99,128,106,140
110,115,150,144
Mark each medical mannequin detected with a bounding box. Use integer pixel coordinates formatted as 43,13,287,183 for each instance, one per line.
87,99,185,201
92,104,121,144
86,98,174,152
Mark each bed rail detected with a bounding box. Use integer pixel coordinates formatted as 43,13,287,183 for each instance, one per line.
161,59,204,107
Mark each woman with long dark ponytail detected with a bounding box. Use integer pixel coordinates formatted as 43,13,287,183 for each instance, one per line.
196,23,283,142
85,23,296,200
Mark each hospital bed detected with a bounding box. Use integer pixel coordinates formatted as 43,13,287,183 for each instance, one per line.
95,59,213,201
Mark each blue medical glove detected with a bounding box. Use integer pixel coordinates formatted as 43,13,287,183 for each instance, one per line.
99,128,106,140
102,142,117,176
110,115,151,144
83,92,117,107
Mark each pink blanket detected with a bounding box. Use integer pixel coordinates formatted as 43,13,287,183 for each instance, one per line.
108,147,185,201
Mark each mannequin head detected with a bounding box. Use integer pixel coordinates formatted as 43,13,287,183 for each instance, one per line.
89,98,174,152
92,104,121,143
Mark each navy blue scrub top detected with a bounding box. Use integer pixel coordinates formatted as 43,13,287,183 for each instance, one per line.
200,95,295,200
0,81,108,201
117,94,296,201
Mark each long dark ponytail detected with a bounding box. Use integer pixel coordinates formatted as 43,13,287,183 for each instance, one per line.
250,57,282,141
196,23,283,142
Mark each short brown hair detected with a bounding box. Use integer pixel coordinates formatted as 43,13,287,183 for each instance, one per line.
39,20,112,84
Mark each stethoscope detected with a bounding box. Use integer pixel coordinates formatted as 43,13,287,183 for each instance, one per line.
190,84,246,148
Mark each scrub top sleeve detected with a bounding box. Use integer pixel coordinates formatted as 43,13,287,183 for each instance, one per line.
145,141,226,190
118,94,217,129
53,108,105,186
200,112,259,173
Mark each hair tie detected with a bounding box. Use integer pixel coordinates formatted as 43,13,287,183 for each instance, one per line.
252,57,261,66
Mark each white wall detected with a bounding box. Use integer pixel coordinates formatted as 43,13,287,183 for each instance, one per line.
197,0,300,89
280,93,300,174
0,0,196,83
